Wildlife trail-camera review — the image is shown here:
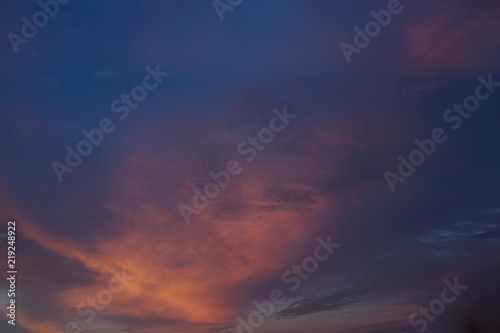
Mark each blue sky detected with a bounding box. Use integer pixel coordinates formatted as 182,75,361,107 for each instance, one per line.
1,0,500,332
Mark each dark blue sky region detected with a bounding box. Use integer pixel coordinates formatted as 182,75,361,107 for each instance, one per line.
0,1,499,332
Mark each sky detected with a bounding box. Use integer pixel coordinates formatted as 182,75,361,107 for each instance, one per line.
1,0,500,332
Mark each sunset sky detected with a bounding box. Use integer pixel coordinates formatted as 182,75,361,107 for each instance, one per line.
1,1,500,333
